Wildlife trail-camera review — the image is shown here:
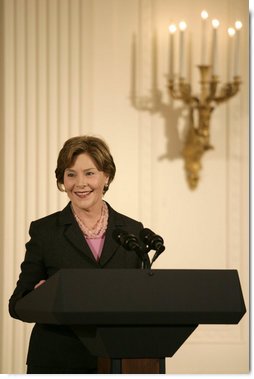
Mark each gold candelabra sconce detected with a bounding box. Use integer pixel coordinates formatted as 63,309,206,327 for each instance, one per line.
168,14,242,189
168,66,241,189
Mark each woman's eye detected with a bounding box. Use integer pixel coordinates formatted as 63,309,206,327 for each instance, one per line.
66,172,75,177
86,171,95,176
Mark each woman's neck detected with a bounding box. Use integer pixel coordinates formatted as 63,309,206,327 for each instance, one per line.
71,201,108,238
71,201,104,227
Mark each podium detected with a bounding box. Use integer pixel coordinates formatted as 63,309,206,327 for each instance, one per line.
15,269,246,374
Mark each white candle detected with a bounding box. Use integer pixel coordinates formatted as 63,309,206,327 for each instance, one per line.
179,21,187,78
201,10,209,65
234,21,242,76
211,19,220,76
168,24,177,79
227,27,235,81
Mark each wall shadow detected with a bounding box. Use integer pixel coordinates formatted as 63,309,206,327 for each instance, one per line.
129,31,189,162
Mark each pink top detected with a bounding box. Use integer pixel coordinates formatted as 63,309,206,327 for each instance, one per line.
86,235,105,261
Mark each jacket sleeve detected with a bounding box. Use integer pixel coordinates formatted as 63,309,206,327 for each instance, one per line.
9,221,47,320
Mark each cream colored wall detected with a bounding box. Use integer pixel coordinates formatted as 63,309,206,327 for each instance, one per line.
0,0,249,374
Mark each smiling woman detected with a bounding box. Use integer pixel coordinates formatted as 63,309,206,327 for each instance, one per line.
8,135,144,374
55,135,116,193
63,153,109,219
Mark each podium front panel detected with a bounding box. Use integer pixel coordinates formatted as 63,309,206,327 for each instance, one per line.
16,268,246,325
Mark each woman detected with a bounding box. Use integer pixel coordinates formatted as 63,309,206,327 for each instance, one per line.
9,135,143,374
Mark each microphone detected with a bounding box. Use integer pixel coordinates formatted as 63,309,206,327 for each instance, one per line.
140,228,165,251
112,229,140,251
139,228,165,264
112,229,151,268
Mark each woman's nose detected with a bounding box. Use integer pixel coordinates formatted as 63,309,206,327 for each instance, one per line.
76,176,87,187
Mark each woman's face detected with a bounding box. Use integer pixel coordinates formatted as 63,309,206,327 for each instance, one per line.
63,153,109,213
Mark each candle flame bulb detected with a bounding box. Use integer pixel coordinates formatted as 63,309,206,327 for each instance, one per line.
234,21,242,77
212,19,220,29
235,21,242,30
201,11,208,65
179,21,187,31
228,27,236,37
168,24,177,34
178,21,187,77
201,10,208,20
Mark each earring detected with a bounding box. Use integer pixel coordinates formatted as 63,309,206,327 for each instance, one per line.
104,183,109,191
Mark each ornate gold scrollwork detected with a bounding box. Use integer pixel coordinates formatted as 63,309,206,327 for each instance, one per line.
168,66,241,189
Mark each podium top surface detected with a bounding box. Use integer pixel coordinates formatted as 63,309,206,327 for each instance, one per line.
15,268,246,325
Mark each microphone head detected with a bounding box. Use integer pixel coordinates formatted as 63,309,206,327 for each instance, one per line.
124,234,140,251
140,228,164,248
112,229,139,251
139,228,154,243
112,229,149,266
139,227,165,256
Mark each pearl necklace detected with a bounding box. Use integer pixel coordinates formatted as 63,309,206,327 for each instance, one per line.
72,201,108,239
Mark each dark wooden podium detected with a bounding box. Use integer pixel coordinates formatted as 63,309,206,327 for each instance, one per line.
15,269,246,374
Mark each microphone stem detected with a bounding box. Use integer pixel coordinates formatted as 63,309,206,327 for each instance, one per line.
134,245,151,269
142,251,151,269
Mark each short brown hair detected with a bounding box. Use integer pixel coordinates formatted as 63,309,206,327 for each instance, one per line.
55,135,116,192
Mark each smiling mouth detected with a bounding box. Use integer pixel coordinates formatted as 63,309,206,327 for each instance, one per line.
74,190,93,198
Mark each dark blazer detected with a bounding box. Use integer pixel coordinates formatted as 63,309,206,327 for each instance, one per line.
9,202,143,372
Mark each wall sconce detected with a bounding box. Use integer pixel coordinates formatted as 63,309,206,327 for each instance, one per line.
168,12,242,189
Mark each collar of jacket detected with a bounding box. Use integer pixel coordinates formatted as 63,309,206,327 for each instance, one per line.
57,201,128,267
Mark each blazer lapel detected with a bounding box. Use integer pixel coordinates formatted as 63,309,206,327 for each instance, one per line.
99,204,127,266
58,203,97,264
58,202,130,266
